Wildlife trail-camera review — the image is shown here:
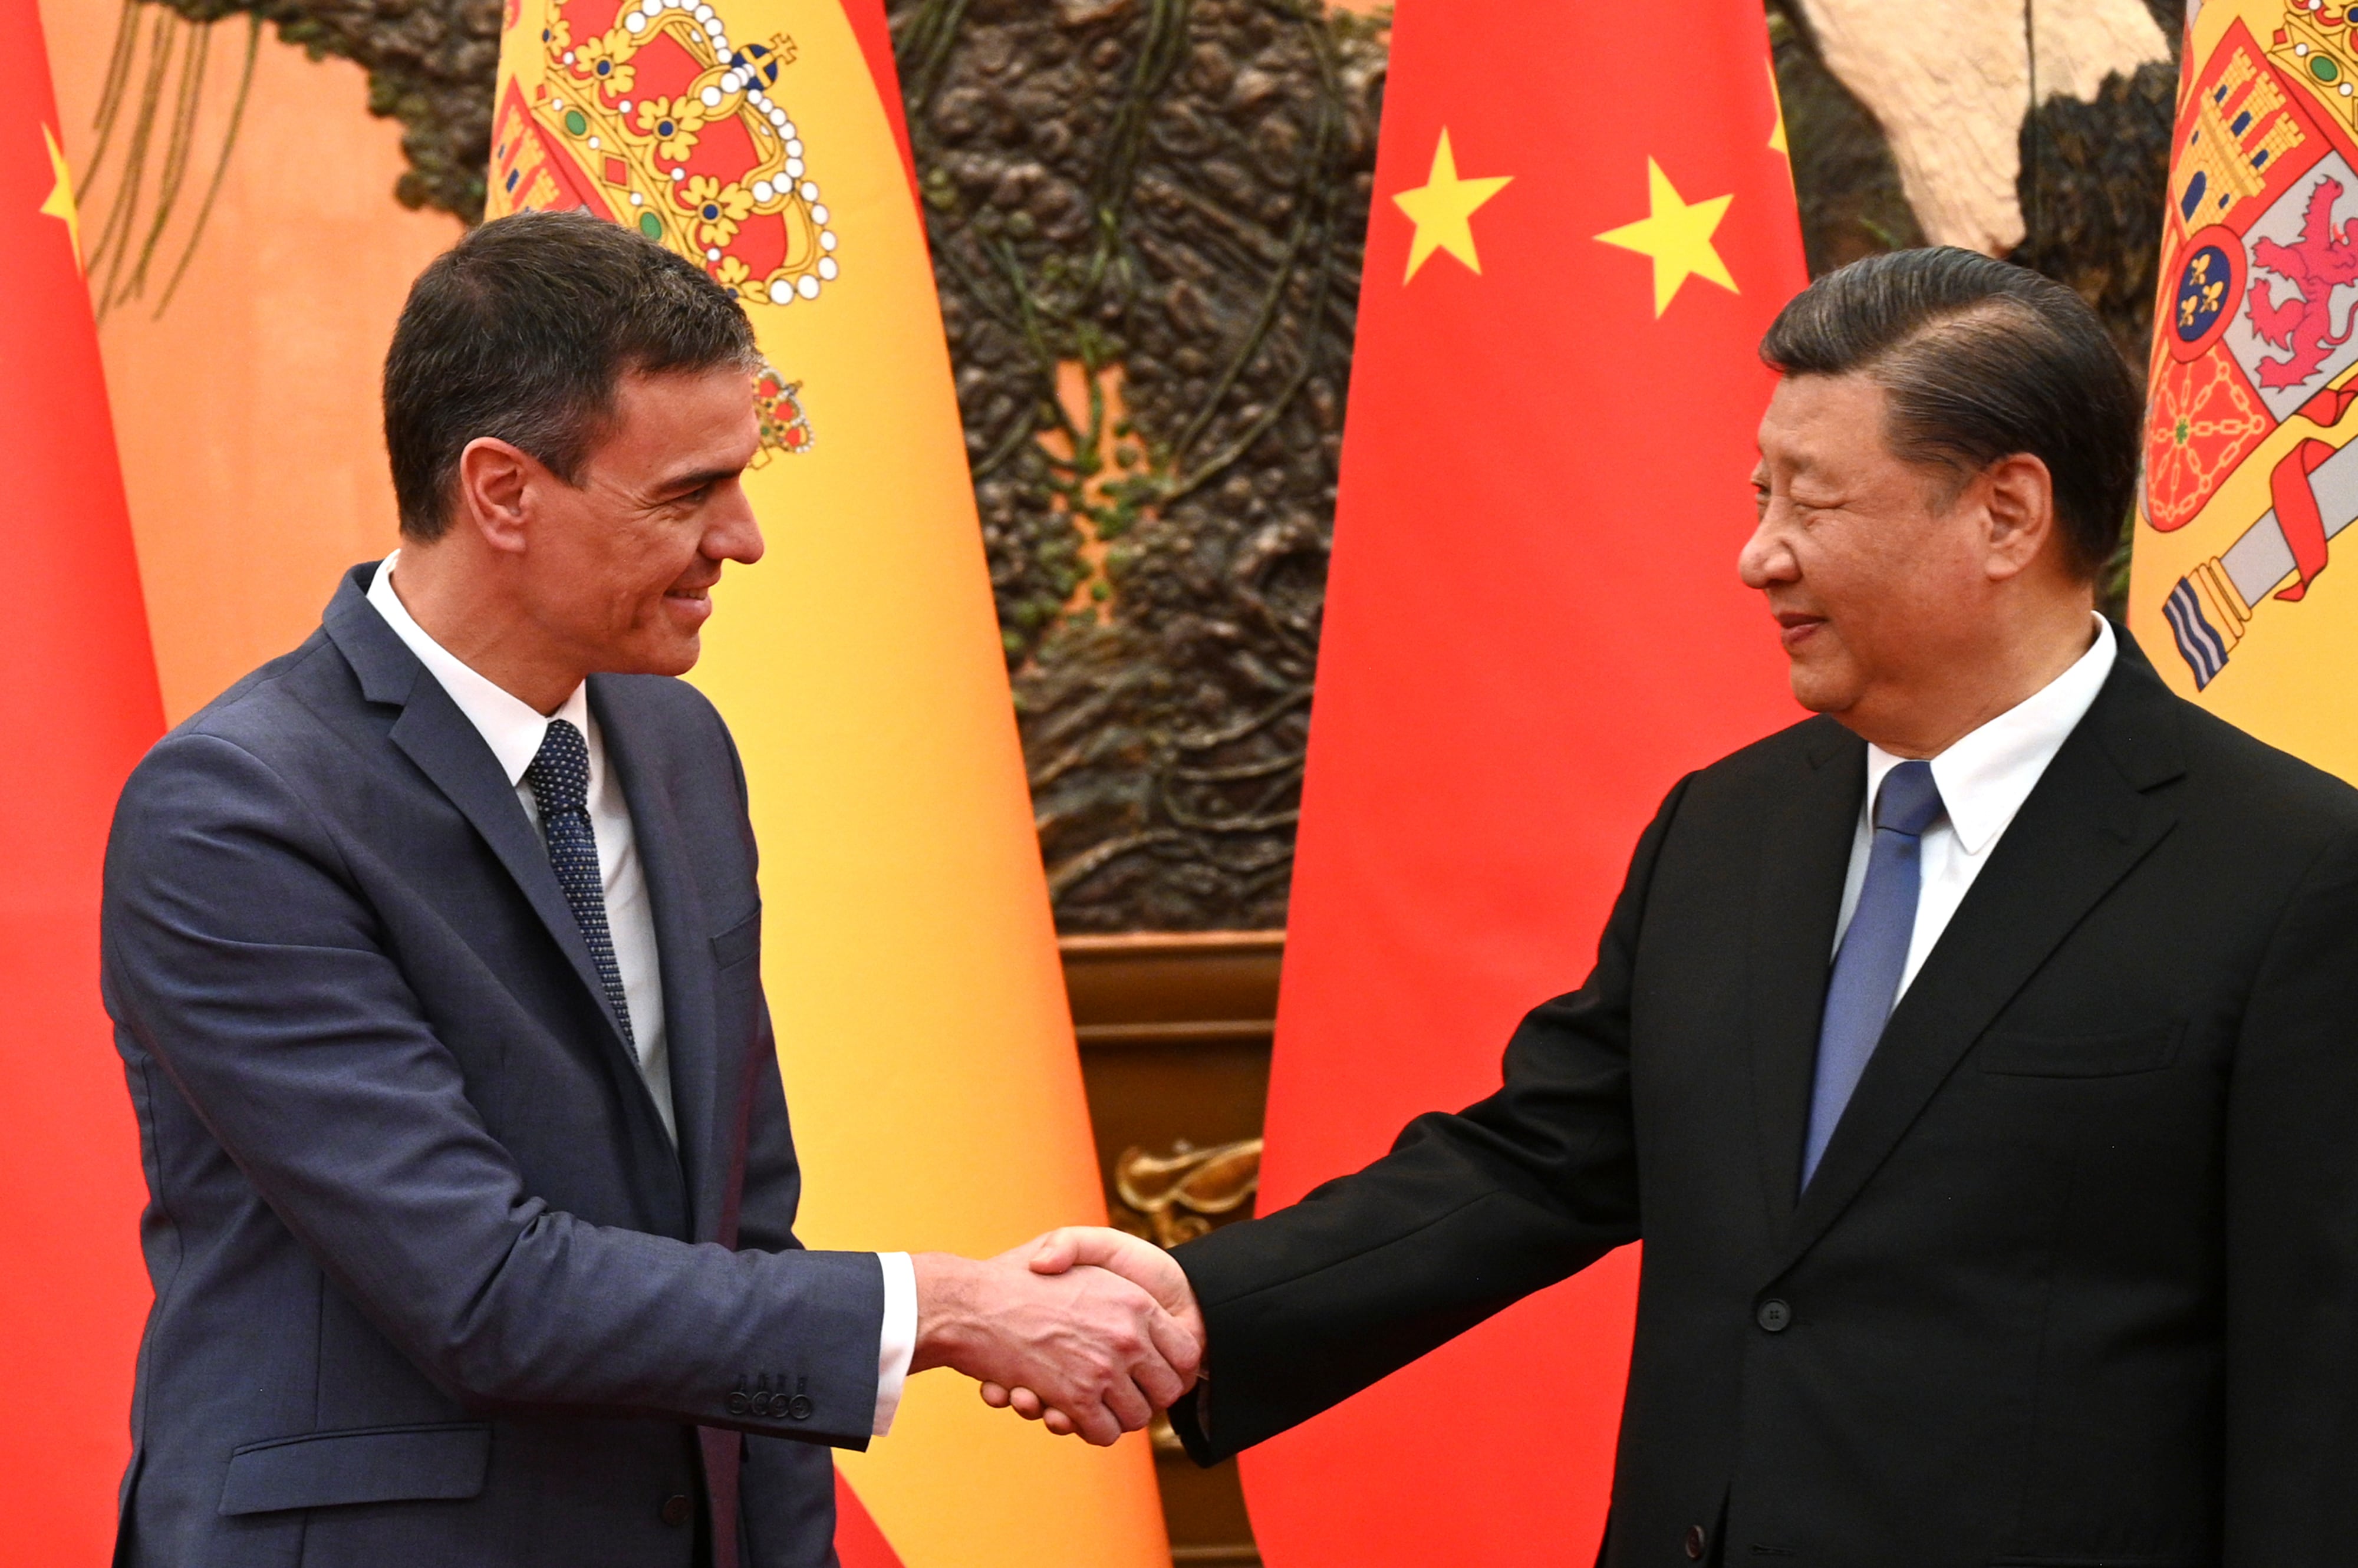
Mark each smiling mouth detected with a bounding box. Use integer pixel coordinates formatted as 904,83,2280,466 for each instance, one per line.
663,582,717,624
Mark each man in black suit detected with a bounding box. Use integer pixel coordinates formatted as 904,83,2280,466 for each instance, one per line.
993,248,2358,1564
101,211,1196,1568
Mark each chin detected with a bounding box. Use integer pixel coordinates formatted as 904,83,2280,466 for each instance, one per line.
1784,664,1857,716
602,633,700,678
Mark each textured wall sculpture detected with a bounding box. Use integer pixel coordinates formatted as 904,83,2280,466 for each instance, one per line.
1792,0,2172,257
114,0,2185,931
893,0,1382,931
142,0,500,217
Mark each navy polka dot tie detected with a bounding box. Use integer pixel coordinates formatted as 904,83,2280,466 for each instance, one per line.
524,719,634,1046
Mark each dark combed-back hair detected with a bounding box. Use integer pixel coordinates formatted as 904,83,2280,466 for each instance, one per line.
383,209,759,540
1758,246,2139,581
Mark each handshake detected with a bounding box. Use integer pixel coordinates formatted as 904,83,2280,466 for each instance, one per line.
910,1227,1203,1447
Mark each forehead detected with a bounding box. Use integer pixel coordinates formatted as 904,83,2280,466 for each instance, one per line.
609,364,756,429
597,365,759,465
1756,371,1890,470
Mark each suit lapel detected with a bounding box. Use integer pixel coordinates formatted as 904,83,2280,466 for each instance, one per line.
325,568,640,1069
1746,717,1866,1241
1779,643,2186,1268
594,677,727,1238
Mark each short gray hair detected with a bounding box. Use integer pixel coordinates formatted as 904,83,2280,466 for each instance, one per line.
1759,247,2138,581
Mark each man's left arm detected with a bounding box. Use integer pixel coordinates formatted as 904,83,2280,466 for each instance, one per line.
2223,823,2358,1560
732,994,916,1442
729,995,913,1559
720,686,916,1449
706,705,1180,1464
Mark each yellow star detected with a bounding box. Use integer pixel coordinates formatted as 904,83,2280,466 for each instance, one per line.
1767,63,1789,155
1594,157,1737,317
39,124,81,271
1392,128,1513,284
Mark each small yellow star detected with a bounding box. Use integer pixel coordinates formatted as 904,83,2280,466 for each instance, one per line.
1594,157,1737,317
39,124,81,271
1392,128,1513,284
1767,63,1789,156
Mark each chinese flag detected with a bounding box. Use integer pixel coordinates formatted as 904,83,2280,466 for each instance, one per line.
0,0,167,1558
1241,2,1806,1564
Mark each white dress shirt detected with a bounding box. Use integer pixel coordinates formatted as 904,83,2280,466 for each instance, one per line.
1833,614,2117,999
367,555,914,1436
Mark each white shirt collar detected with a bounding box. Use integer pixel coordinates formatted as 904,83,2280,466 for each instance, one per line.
1864,614,2117,857
366,551,590,788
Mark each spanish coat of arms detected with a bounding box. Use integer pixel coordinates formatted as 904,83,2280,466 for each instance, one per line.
485,0,821,465
2145,10,2358,686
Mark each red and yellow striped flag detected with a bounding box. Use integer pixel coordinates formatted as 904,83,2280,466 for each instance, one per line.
0,0,167,1554
485,1,1171,1563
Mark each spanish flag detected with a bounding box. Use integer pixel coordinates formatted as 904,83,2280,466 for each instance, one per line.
485,2,1168,1565
1240,1,1804,1563
2133,2,2358,779
0,0,168,1552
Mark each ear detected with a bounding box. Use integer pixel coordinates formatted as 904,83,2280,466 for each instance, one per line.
1978,452,2056,582
453,437,547,555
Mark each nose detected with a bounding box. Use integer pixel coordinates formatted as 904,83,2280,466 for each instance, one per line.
704,483,765,566
1738,506,1796,592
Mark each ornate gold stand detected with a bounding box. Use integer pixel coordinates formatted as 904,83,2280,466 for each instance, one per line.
1065,931,1281,1567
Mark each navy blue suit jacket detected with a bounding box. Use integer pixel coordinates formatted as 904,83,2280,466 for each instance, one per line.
101,565,881,1568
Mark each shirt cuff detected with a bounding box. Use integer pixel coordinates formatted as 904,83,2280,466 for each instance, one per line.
872,1251,916,1437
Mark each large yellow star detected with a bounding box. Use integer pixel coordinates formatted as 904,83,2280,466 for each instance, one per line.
39,124,81,271
1594,158,1737,317
1392,128,1513,284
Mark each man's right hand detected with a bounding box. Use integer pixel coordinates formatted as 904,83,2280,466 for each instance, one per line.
910,1249,1200,1447
974,1227,1206,1439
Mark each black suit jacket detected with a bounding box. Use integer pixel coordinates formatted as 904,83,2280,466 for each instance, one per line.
102,565,878,1568
1170,634,2358,1567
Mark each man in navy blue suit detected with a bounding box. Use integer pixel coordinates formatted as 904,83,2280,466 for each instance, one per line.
100,210,1197,1568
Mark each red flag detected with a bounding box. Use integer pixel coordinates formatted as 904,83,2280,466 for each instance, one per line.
1241,2,1806,1563
0,2,167,1559
831,1468,908,1568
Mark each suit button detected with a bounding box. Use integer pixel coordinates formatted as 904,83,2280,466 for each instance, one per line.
1684,1523,1708,1559
727,1392,750,1415
786,1394,815,1421
1756,1298,1792,1333
660,1494,694,1527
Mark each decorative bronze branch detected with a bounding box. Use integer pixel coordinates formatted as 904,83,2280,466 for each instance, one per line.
1114,1136,1263,1247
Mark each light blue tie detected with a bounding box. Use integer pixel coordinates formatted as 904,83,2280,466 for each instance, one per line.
1802,759,1944,1188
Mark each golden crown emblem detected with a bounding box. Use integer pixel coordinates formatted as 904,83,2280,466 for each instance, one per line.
497,0,839,311
2272,0,2358,135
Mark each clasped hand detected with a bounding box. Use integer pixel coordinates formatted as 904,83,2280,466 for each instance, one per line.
912,1228,1203,1446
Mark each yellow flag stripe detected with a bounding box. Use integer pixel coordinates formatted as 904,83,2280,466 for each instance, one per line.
488,0,1171,1559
